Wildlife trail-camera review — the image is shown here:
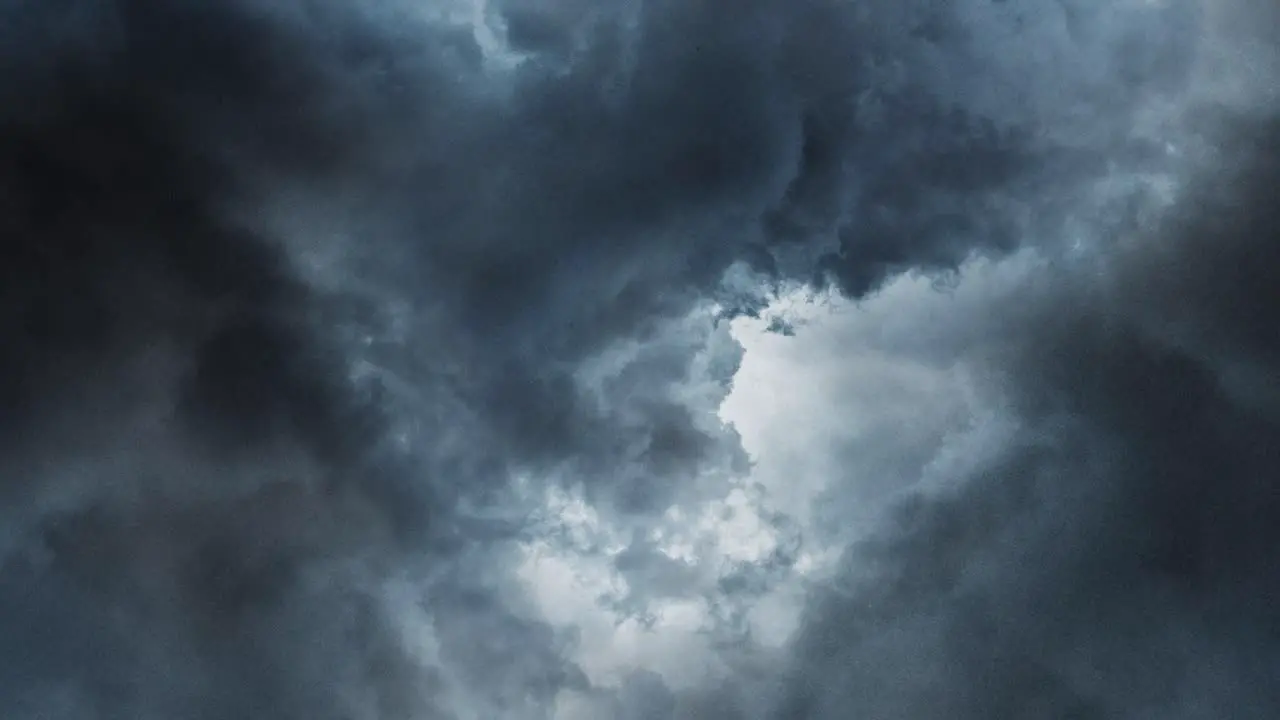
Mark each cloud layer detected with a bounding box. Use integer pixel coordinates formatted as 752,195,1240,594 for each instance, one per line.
0,0,1276,718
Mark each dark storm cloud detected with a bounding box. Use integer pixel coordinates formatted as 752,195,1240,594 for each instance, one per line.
0,0,1230,717
0,3,450,716
336,0,1198,514
774,113,1280,720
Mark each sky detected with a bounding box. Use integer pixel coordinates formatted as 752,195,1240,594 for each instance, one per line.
0,0,1277,718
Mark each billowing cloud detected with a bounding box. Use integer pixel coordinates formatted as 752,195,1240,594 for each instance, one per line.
0,0,1275,718
773,115,1280,720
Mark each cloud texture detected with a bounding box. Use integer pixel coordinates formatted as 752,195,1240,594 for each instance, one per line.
0,0,1276,718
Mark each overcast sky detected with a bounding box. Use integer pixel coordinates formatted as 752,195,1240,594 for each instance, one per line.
1,1,1278,718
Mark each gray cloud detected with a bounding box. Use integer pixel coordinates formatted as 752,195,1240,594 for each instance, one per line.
0,0,1266,718
774,113,1280,719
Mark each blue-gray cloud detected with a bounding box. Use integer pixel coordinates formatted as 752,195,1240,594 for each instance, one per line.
0,0,1270,718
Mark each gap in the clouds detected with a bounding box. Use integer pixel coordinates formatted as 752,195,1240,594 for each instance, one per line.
511,234,1176,715
515,259,1039,696
714,254,1054,574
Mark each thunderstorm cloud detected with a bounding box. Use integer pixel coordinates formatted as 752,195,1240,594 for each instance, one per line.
0,0,1276,718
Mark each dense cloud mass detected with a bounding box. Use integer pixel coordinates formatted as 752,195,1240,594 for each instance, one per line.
0,0,1276,718
775,128,1280,718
